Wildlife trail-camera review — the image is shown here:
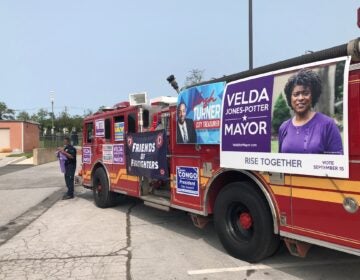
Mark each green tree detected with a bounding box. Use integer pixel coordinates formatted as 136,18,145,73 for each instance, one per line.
0,102,15,120
16,111,31,121
54,111,84,133
83,109,93,117
185,69,204,87
98,105,106,112
31,108,49,123
334,61,345,117
56,110,71,132
31,108,51,132
70,115,84,132
272,94,291,135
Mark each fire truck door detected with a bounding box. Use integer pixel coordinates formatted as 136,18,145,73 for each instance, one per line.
111,115,126,190
172,155,203,212
82,122,95,185
110,113,140,197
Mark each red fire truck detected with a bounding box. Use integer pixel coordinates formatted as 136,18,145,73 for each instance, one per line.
80,38,360,262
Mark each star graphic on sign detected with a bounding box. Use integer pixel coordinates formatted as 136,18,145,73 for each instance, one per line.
242,115,248,121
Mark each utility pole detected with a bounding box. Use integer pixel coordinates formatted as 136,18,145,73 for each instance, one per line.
249,0,253,70
50,92,55,135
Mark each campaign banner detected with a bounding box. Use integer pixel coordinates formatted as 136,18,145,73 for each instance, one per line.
222,75,273,152
114,122,124,141
177,82,225,144
176,166,199,196
221,57,350,178
95,119,105,137
126,130,168,179
113,144,124,164
82,146,91,164
102,144,113,164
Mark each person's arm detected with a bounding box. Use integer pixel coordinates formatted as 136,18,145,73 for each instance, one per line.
325,121,343,155
278,121,287,153
57,147,75,159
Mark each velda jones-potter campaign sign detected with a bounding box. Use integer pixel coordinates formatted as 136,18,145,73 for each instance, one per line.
220,57,351,178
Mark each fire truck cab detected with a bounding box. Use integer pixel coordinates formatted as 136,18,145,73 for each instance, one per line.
81,38,360,262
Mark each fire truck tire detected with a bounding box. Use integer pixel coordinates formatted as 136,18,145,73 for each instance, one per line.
93,168,119,208
214,181,280,262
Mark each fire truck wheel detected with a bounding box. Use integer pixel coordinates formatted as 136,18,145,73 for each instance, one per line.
93,168,118,208
214,181,279,262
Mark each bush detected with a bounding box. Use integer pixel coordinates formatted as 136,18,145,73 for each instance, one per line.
272,93,291,136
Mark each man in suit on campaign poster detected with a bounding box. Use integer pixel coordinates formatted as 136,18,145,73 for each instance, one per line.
177,102,197,144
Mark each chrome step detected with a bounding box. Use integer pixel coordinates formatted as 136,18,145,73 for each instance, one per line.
144,201,170,212
153,188,171,198
140,194,171,208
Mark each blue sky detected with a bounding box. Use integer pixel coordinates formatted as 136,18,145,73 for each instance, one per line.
0,1,359,116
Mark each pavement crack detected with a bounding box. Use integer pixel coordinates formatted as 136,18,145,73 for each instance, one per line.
125,201,137,280
108,245,129,256
0,251,128,263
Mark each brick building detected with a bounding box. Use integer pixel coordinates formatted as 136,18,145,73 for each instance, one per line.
0,120,40,153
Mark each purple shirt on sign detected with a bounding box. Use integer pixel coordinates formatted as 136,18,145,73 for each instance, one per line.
278,112,343,154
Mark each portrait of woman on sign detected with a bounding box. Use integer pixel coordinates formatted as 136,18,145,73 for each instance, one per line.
278,68,343,155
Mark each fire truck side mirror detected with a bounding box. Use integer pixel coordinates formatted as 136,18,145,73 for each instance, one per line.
358,7,360,28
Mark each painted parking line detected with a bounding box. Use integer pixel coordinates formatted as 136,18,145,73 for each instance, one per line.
188,259,360,275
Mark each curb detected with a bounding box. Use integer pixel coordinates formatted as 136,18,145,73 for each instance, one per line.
7,156,27,165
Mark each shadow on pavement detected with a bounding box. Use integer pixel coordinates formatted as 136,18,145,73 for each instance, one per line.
0,164,34,176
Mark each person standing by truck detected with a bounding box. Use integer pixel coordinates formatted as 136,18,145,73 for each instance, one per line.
57,136,77,199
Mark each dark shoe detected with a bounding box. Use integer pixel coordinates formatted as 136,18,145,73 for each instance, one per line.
62,195,74,200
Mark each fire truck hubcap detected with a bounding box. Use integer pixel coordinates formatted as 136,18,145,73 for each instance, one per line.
226,202,254,241
239,212,253,230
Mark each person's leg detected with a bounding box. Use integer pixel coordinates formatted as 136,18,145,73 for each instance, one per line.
64,165,74,198
67,165,76,197
64,167,71,196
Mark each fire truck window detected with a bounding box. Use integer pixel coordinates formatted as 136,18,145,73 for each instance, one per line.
86,122,93,143
114,116,124,123
105,119,111,140
143,109,149,128
128,113,136,133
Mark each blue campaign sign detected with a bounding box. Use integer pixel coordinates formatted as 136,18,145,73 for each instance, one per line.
177,82,225,144
176,166,199,196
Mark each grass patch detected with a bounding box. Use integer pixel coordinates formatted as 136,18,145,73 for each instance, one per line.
271,140,278,153
7,152,33,158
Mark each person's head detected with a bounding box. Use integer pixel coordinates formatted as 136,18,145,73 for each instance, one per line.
284,69,322,115
63,136,70,145
177,102,187,124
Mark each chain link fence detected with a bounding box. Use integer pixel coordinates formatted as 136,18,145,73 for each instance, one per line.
39,132,83,148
